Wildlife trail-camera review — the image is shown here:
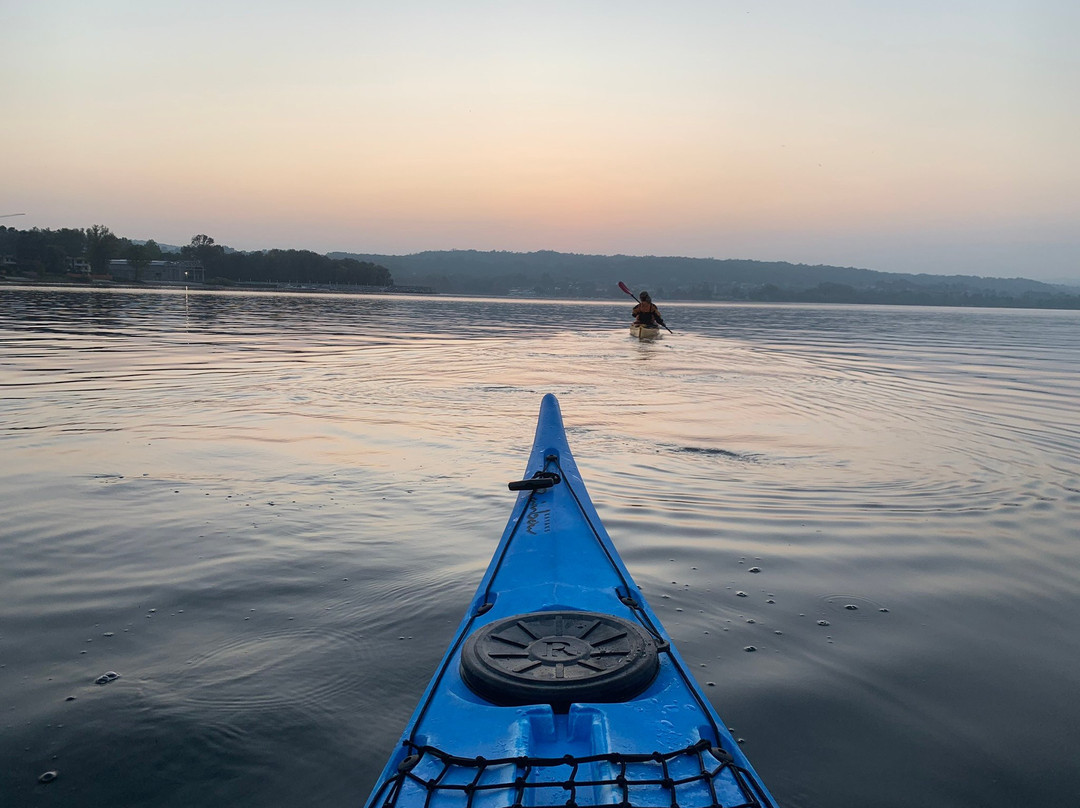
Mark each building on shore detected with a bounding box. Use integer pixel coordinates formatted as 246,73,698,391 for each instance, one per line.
109,259,205,283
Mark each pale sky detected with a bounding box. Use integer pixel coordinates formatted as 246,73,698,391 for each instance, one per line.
3,1,1078,280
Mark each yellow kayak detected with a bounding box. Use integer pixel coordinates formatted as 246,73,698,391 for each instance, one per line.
630,323,661,339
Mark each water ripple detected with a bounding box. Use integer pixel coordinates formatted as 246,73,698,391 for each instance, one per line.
2,288,1079,808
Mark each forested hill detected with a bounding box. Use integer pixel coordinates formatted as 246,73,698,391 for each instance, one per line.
328,249,1080,308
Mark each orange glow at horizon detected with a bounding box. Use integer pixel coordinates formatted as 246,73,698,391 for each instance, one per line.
3,2,1077,276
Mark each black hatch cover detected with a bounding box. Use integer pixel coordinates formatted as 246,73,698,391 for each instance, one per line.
459,611,660,706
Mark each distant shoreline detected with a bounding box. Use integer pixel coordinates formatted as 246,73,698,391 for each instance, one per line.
0,277,435,296
6,277,1080,311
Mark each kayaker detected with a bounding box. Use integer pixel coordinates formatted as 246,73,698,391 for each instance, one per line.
632,291,665,329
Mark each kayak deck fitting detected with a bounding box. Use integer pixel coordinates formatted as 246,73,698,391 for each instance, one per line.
364,395,777,808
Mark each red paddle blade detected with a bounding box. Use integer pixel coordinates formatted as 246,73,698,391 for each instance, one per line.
618,281,638,300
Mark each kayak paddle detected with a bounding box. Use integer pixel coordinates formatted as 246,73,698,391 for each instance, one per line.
618,281,673,333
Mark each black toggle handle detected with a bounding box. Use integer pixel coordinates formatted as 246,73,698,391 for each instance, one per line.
507,471,561,491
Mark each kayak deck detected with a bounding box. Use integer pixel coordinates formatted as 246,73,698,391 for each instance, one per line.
365,395,776,808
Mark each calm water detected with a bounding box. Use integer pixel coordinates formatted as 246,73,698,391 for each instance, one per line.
1,287,1078,807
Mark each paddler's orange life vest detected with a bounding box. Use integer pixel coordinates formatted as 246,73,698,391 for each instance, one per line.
633,301,660,324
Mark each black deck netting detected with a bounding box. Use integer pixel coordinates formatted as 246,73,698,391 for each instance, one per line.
373,739,772,808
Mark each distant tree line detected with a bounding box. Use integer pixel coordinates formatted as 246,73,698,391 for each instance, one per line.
1,226,393,287
6,230,1078,308
182,235,392,287
0,224,170,275
332,249,1080,309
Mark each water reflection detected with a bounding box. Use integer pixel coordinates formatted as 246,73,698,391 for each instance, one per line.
1,287,1079,808
6,286,1079,347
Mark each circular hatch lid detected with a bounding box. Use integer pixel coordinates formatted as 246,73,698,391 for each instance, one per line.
460,611,660,706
